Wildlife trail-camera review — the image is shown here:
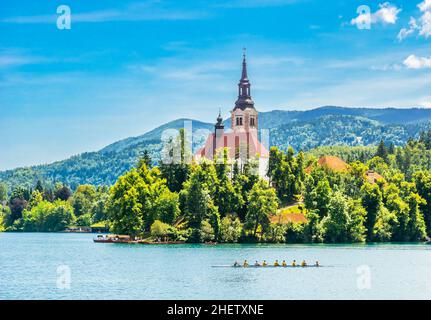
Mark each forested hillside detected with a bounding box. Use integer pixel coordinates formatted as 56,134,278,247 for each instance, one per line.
2,107,431,190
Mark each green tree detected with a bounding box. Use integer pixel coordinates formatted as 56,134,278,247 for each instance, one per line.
22,200,75,232
245,180,279,237
375,139,389,163
54,184,72,201
153,189,180,224
76,213,92,227
108,163,170,237
322,191,350,243
150,220,170,238
0,183,8,202
322,192,366,243
220,215,243,243
71,185,97,217
267,146,301,204
405,192,427,241
214,148,244,216
8,187,29,225
28,190,43,209
35,180,44,193
361,182,383,241
201,220,215,242
159,128,191,192
181,164,219,242
413,171,431,236
372,206,396,241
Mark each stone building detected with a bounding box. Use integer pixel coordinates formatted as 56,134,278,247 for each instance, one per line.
195,52,269,177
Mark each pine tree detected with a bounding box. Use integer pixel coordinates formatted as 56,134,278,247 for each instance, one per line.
375,139,389,163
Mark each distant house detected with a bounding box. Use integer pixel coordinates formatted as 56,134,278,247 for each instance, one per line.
306,156,385,184
365,170,385,184
305,155,350,173
194,52,269,178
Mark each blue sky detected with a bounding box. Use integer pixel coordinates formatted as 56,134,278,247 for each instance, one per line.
1,0,431,170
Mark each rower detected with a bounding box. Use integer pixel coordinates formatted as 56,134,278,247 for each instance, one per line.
233,261,239,267
243,260,249,267
292,260,296,267
274,260,280,267
262,260,268,267
315,261,319,267
282,260,287,267
301,260,307,267
254,260,261,267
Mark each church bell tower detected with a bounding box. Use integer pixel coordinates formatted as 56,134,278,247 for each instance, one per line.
231,49,258,132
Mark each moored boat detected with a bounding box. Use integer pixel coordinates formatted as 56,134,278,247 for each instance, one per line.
93,234,132,243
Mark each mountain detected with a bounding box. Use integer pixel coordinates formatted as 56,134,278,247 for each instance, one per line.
2,106,431,190
269,114,431,151
260,106,431,126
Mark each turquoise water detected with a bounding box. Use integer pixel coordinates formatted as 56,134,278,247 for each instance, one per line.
1,232,431,300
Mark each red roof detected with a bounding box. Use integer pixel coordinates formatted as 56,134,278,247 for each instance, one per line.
306,155,349,173
194,130,269,160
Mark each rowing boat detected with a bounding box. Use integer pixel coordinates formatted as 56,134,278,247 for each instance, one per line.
211,265,322,268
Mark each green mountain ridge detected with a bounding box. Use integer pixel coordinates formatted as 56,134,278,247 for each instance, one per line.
2,106,431,190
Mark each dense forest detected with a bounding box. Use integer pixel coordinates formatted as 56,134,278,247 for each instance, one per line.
3,108,431,191
2,128,431,244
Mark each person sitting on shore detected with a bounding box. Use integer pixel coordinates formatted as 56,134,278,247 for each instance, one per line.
243,260,249,267
282,260,287,267
233,261,240,267
292,260,297,267
254,260,261,267
301,260,307,267
274,260,280,267
262,260,268,267
315,261,319,267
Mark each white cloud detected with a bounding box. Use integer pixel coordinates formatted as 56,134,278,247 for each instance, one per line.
403,54,431,69
373,2,401,24
398,0,431,40
351,2,401,27
418,0,431,12
418,10,431,37
398,17,418,41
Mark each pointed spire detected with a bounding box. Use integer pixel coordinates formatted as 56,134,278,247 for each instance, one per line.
241,47,248,80
234,48,254,111
215,108,224,131
217,108,223,124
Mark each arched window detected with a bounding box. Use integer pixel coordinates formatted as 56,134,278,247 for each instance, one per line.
250,117,255,127
236,117,243,126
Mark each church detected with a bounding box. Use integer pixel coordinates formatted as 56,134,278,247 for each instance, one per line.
194,52,269,178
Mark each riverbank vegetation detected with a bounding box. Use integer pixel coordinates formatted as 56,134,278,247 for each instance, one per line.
2,130,431,243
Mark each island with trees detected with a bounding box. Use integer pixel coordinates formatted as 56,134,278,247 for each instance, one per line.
2,129,431,244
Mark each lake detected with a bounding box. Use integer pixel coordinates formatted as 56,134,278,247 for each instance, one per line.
1,232,431,300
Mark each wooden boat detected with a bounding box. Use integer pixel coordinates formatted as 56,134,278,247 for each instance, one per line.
93,234,132,243
204,241,217,245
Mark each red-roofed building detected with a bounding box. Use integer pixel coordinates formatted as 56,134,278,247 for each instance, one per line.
194,51,269,178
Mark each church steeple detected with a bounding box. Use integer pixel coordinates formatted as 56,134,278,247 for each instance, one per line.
234,48,255,111
241,49,248,80
215,108,224,130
